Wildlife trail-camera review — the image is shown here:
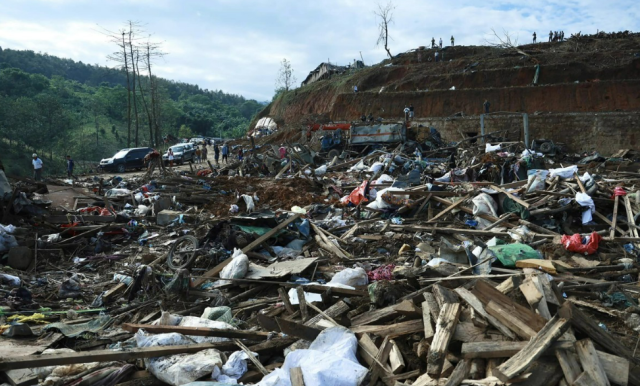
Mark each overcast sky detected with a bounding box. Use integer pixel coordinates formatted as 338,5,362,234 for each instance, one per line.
1,0,638,101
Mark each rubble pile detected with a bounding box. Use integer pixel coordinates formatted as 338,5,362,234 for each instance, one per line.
2,134,640,386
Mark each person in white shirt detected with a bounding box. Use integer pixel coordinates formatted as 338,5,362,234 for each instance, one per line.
32,153,43,181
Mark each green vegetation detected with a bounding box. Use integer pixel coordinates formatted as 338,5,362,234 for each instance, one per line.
0,47,264,177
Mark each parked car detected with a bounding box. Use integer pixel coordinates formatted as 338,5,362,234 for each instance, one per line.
190,137,205,145
162,144,195,165
99,147,153,173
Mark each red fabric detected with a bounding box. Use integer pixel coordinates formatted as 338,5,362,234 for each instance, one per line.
78,206,111,216
561,232,602,255
343,181,369,205
60,222,80,236
197,169,212,177
611,187,627,198
368,264,395,281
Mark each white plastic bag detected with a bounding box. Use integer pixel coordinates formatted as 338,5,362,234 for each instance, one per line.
240,195,255,212
348,160,367,172
257,327,367,386
221,350,255,380
368,162,384,173
135,330,225,386
485,143,501,152
367,187,407,210
575,192,595,224
178,316,236,344
314,165,327,176
549,165,578,179
472,193,498,217
220,248,249,280
154,311,183,326
526,169,549,192
328,267,368,287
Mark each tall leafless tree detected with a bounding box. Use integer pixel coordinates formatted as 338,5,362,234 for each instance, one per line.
127,21,141,146
375,2,395,59
141,39,165,148
106,28,133,147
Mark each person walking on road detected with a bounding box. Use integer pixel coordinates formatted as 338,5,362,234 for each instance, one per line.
66,155,78,180
32,153,43,181
214,144,220,165
167,148,174,167
222,143,229,164
195,146,202,164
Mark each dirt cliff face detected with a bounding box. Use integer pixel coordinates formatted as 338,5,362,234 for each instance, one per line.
257,34,640,131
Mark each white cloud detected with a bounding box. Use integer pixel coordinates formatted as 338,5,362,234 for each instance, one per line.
0,0,638,101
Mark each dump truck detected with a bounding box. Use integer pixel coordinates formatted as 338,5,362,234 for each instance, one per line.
305,121,407,158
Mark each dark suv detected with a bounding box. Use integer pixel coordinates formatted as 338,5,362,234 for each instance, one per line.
99,147,153,173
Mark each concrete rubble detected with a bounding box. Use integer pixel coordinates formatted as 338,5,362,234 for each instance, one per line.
2,131,640,386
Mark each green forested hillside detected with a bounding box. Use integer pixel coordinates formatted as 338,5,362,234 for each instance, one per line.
0,47,263,176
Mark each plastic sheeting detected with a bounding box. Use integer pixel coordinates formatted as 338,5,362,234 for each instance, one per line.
472,193,498,218
575,192,595,224
327,267,368,287
135,330,225,386
256,327,367,386
527,169,548,192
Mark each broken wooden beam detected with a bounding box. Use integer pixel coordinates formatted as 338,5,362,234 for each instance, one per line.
494,314,570,382
121,323,271,340
0,342,236,371
427,302,462,376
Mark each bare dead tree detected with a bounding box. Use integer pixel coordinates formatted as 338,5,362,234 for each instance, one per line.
127,22,142,146
133,48,155,147
485,28,529,57
141,39,166,148
374,2,395,59
105,27,133,147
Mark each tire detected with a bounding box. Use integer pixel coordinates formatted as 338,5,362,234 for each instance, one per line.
116,164,126,173
328,149,340,159
167,235,199,270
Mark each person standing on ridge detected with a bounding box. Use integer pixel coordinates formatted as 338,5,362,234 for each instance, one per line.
32,153,43,181
549,30,553,42
439,37,443,48
450,36,455,46
533,32,537,43
431,37,435,48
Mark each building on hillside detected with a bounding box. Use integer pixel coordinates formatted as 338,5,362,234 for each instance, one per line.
301,60,365,87
301,63,346,87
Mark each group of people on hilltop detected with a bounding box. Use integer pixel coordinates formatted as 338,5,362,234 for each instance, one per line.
532,30,565,43
430,36,455,49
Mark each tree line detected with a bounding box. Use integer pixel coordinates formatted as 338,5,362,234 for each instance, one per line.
0,39,264,167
